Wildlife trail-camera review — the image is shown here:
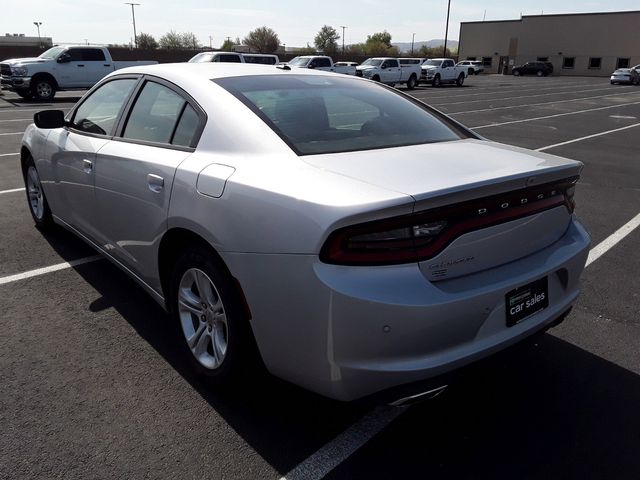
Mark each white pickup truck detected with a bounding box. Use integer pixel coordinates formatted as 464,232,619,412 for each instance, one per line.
420,58,467,87
0,46,157,100
287,56,358,75
355,57,421,89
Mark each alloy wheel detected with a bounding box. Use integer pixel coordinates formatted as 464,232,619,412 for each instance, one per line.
26,166,44,220
36,81,52,99
178,268,229,370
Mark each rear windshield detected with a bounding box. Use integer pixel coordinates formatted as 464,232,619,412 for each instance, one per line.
214,75,464,155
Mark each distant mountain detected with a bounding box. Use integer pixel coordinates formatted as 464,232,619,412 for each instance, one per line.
392,39,459,53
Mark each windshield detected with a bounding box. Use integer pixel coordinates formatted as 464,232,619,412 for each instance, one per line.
38,47,67,59
422,60,442,67
288,57,310,67
214,75,464,155
361,59,383,66
189,53,214,63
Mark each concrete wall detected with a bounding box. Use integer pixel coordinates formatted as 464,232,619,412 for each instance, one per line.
459,11,640,76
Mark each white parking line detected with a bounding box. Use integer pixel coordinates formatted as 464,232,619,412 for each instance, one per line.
279,406,404,480
452,91,640,115
0,152,19,157
0,255,102,287
0,187,25,195
586,213,640,267
0,118,32,122
472,101,640,129
536,123,640,152
0,132,23,136
432,86,629,107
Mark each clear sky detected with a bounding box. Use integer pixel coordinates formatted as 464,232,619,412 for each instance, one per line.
5,0,640,48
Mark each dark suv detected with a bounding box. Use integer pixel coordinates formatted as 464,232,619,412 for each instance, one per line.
512,61,554,77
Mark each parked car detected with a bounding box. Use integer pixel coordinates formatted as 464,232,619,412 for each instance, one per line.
0,46,157,101
333,61,359,75
421,58,468,87
288,55,335,72
21,64,590,402
610,68,640,85
457,60,484,75
355,57,421,89
512,61,554,77
189,52,280,65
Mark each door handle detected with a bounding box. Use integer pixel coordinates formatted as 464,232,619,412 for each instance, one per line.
82,158,93,173
77,64,85,67
147,174,164,193
103,64,111,67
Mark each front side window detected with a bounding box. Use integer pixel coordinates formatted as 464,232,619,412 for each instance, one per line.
68,49,84,62
317,58,332,68
123,81,187,144
218,54,242,63
71,78,137,135
215,75,463,155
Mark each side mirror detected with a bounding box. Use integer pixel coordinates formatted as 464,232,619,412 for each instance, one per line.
308,63,316,69
57,53,71,63
34,110,67,129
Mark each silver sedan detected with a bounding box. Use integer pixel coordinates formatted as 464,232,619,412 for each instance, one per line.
21,64,590,401
610,67,640,85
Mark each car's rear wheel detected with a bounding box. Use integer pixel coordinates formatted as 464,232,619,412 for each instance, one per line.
406,74,417,90
513,70,521,76
468,68,474,76
372,75,380,82
170,245,257,386
456,73,465,87
536,70,543,77
23,156,53,228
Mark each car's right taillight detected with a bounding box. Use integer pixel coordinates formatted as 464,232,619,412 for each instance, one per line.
320,177,579,266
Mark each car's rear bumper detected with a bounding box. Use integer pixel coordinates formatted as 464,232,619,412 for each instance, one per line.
222,218,590,401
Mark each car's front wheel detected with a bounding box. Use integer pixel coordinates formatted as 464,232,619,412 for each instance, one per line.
406,74,417,90
170,246,257,386
23,155,53,228
536,70,544,77
456,73,465,87
513,70,521,76
31,78,56,101
432,74,441,87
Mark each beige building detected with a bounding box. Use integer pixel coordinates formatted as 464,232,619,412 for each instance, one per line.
458,10,640,76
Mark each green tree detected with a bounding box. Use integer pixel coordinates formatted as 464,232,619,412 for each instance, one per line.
243,26,280,53
220,39,235,51
136,33,158,50
366,31,392,48
419,45,455,58
181,32,201,49
314,25,340,53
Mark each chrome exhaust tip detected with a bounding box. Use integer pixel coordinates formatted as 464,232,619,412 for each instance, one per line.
388,385,448,407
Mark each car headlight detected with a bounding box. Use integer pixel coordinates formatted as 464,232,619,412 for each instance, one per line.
362,70,372,77
11,66,28,76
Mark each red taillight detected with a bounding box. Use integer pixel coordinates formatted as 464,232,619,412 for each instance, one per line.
320,177,579,266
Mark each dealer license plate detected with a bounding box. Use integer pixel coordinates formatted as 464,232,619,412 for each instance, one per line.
505,277,548,327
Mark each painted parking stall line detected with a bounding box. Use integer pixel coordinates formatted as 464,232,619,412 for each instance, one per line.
472,100,640,129
0,187,25,195
586,213,640,267
0,152,19,157
0,118,32,122
536,123,640,152
0,255,102,286
0,132,24,136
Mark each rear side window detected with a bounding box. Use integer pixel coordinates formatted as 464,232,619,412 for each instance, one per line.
122,81,200,147
218,54,242,63
72,78,137,135
83,49,106,61
215,75,463,155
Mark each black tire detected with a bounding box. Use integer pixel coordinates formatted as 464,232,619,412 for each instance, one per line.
169,244,258,387
513,70,521,76
432,74,441,87
468,68,474,76
23,155,54,229
31,77,56,101
16,89,33,99
456,73,465,87
406,74,417,90
372,75,380,82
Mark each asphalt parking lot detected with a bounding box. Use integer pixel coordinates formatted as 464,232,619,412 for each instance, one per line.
1,75,639,479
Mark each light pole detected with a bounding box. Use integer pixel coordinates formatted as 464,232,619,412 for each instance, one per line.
443,0,451,57
209,35,213,49
340,26,347,54
411,33,415,56
33,21,42,48
124,3,140,48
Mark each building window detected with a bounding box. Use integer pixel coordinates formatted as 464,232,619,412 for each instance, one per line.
537,57,549,62
617,58,630,69
482,57,492,67
588,57,602,69
562,57,575,69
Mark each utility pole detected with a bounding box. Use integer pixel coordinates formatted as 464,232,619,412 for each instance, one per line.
33,21,42,48
443,0,451,57
340,26,347,54
124,3,140,48
209,35,213,49
411,33,415,55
